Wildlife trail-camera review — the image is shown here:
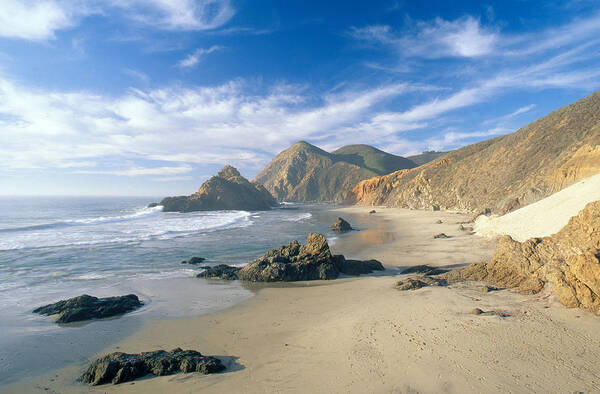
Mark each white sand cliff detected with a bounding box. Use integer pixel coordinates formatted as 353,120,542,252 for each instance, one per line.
475,173,600,242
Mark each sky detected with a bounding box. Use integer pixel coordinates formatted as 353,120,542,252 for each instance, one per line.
1,0,600,196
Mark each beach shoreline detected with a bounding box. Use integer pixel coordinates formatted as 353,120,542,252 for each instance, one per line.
6,206,600,393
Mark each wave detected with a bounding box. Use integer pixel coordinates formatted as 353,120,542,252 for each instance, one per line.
281,212,312,222
0,209,253,251
0,206,163,233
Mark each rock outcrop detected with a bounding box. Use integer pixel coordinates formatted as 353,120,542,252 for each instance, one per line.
254,142,418,202
331,217,353,232
158,165,278,212
197,264,241,280
33,294,142,323
442,201,600,314
199,233,384,282
80,348,225,385
347,91,600,213
181,257,205,264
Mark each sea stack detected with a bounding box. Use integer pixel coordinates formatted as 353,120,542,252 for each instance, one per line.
158,165,278,212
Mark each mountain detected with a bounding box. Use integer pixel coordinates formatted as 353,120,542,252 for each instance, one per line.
406,151,448,166
330,144,416,174
347,90,600,213
159,165,278,212
254,141,416,202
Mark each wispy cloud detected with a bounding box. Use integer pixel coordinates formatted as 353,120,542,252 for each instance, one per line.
351,16,498,58
75,165,193,177
177,45,223,68
0,0,235,41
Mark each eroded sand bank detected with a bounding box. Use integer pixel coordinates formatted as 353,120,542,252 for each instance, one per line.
6,207,600,393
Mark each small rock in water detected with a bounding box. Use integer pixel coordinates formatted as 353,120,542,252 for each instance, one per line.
331,217,353,232
433,233,450,239
197,264,241,280
369,210,376,214
33,294,143,324
80,348,225,385
181,257,206,264
147,202,159,208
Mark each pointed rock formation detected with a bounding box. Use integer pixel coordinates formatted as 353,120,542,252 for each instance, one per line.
158,165,278,212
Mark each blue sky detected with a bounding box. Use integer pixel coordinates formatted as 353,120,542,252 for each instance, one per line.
1,0,600,196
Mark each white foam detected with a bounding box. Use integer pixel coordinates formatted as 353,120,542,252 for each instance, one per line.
474,173,600,242
282,212,312,222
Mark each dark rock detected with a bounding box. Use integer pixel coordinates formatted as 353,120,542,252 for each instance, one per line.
435,220,443,224
238,233,338,282
335,255,384,275
197,265,241,280
433,233,450,239
331,217,353,232
480,285,499,293
470,308,509,317
147,202,159,208
80,348,225,386
400,265,449,276
369,210,376,214
235,233,382,282
33,294,142,324
181,257,206,265
432,205,440,211
395,276,447,291
459,224,474,232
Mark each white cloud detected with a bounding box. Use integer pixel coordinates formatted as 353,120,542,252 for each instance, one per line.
0,77,417,171
0,0,76,40
113,0,235,31
177,45,223,68
352,16,498,58
75,165,193,176
0,0,235,41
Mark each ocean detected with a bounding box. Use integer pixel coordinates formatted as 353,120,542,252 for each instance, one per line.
0,196,348,386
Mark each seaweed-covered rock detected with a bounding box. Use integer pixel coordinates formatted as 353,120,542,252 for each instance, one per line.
80,348,225,385
235,233,383,282
33,294,142,324
197,265,241,280
238,233,338,281
331,217,353,232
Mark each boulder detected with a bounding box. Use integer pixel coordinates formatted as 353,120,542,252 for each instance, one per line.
147,202,159,208
80,348,225,386
33,294,142,324
331,217,353,232
197,265,241,280
335,255,384,275
369,210,376,214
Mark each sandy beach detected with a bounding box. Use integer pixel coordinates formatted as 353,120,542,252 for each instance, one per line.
6,207,600,393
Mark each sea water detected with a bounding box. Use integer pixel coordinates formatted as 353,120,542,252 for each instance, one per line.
0,196,346,386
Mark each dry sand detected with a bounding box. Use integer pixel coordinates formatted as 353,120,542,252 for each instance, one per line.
474,173,600,242
6,207,600,393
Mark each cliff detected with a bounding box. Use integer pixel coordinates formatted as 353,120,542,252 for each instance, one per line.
347,90,600,213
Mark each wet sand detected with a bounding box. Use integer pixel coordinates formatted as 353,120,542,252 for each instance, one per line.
6,207,600,393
